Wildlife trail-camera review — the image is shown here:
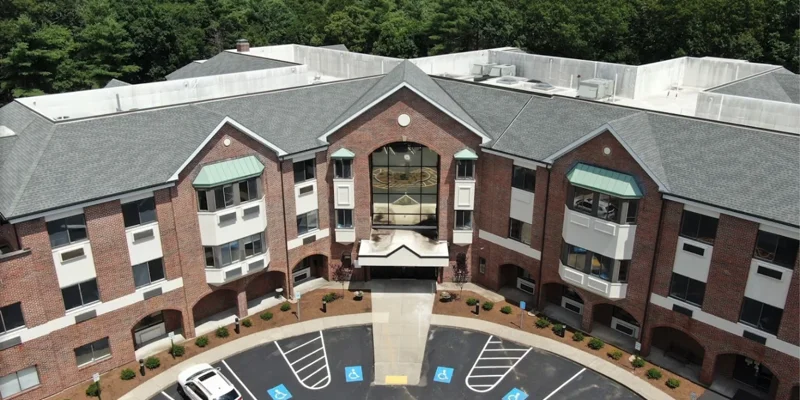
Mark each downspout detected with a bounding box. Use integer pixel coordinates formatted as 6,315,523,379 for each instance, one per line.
640,195,667,354
279,158,293,299
535,166,552,309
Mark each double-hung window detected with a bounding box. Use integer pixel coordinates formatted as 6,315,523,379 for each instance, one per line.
0,366,40,398
455,210,472,230
0,302,24,334
679,211,718,245
334,159,352,179
74,337,111,366
297,210,319,235
740,297,783,335
293,159,316,183
669,273,705,306
508,218,531,245
61,279,100,311
47,214,88,248
336,209,353,229
511,166,535,192
122,197,157,228
753,230,799,268
132,258,165,288
243,233,264,258
456,160,474,179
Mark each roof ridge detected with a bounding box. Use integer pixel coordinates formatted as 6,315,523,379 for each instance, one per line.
490,96,534,147
5,118,57,216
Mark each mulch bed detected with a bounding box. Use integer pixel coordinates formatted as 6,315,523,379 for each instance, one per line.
50,289,371,400
433,290,706,399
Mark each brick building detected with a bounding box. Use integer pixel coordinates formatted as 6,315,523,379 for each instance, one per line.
0,44,797,399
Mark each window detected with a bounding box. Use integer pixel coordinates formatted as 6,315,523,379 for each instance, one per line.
186,382,209,400
219,240,241,267
370,143,439,228
0,302,24,334
508,218,531,245
740,297,783,335
61,279,100,311
456,160,474,179
238,178,259,203
568,185,637,224
590,252,614,281
455,210,472,230
122,197,156,228
243,233,264,258
669,273,706,306
132,258,165,288
74,337,111,366
479,258,486,274
334,159,352,179
46,214,87,248
336,209,353,229
204,247,215,267
560,240,628,283
625,201,638,224
511,166,535,192
753,230,798,269
562,242,588,270
0,366,40,398
297,210,319,235
679,211,718,245
293,159,315,183
617,261,629,282
197,190,209,211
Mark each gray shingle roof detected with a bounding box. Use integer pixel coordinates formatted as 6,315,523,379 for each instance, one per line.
166,52,297,80
710,68,800,104
104,79,131,88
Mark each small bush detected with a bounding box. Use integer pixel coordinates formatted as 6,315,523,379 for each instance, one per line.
242,318,252,327
215,326,229,338
170,344,185,357
280,302,291,312
466,298,479,306
552,323,565,334
646,368,663,380
260,311,273,321
500,306,513,314
145,356,160,370
86,382,101,397
666,378,680,388
323,292,338,303
535,317,551,329
482,301,494,311
120,368,136,380
572,331,585,342
195,335,209,347
588,338,605,350
609,350,623,360
631,357,646,369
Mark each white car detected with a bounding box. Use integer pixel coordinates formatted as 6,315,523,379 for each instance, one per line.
177,364,242,400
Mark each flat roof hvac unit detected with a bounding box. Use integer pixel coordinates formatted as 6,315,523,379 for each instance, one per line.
577,78,614,100
488,64,516,77
471,63,497,76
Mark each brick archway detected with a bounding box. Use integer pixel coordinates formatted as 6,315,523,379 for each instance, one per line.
647,325,706,367
291,254,328,289
245,270,286,302
711,352,780,399
191,289,238,326
130,309,183,350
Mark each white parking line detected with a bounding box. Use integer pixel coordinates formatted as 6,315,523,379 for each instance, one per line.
465,335,531,393
283,336,320,354
222,359,258,400
161,392,176,400
275,331,332,390
291,348,323,365
542,368,586,400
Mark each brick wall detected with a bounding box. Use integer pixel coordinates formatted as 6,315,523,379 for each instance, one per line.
86,201,135,301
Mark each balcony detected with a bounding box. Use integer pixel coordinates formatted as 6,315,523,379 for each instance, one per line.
562,206,636,260
125,222,163,266
559,262,628,299
197,197,267,246
206,251,269,285
672,236,713,282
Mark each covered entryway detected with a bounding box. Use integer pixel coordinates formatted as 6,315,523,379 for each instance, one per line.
711,354,777,399
246,270,287,316
588,303,638,352
370,265,438,279
192,289,238,337
292,255,326,286
645,326,705,384
497,264,536,307
358,230,448,281
131,309,184,359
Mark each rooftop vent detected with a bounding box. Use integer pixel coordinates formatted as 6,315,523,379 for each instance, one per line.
577,78,614,100
488,64,516,77
471,63,496,76
236,39,250,53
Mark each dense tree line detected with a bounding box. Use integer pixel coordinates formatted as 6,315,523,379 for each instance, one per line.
1,0,797,102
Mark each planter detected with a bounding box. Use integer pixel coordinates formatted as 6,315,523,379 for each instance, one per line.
354,291,364,301
439,292,453,303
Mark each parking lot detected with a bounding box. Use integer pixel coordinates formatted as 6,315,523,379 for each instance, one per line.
151,326,641,400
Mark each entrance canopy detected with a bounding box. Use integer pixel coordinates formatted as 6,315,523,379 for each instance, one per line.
358,230,449,267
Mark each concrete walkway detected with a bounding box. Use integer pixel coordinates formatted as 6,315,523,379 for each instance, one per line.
370,279,435,385
436,282,504,302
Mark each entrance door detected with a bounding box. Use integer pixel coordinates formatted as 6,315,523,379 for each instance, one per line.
371,266,438,280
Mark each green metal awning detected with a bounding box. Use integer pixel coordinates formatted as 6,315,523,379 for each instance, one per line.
193,156,265,188
454,148,478,160
331,147,355,159
567,163,642,199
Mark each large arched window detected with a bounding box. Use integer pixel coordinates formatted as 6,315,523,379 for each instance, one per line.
371,142,439,228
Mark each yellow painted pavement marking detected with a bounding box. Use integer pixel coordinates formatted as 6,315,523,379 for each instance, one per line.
385,375,408,385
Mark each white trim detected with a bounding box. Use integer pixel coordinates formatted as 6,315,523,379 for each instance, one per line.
759,223,800,240
120,191,154,204
478,230,541,260
168,117,287,182
543,124,668,193
44,207,84,222
288,149,320,162
480,148,548,168
316,82,492,145
663,195,799,232
683,203,720,218
10,183,174,224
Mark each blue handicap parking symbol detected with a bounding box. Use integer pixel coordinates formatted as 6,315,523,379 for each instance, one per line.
502,388,528,400
433,366,454,383
345,366,363,382
267,384,292,400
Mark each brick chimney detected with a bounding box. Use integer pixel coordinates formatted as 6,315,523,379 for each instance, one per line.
236,39,250,53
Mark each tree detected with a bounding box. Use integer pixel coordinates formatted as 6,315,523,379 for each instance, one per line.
452,253,469,299
332,262,352,298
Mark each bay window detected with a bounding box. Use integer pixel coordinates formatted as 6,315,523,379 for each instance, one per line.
561,240,629,283
567,185,638,224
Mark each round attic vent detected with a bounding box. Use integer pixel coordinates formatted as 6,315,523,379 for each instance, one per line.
398,114,411,127
603,147,611,155
224,138,231,147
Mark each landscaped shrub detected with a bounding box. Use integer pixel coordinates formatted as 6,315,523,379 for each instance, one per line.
323,292,338,303
500,306,513,314
666,378,680,388
242,318,252,327
195,335,209,347
260,311,273,320
280,302,291,312
588,338,604,350
572,331,585,342
609,350,623,360
552,323,565,335
170,344,185,357
482,301,494,311
86,382,101,397
466,298,479,306
535,316,551,328
145,356,160,370
120,368,136,380
631,357,646,369
646,368,663,380
215,326,230,338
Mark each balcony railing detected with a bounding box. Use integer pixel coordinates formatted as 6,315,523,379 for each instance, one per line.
197,197,267,246
559,262,628,299
562,206,636,260
205,251,269,285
